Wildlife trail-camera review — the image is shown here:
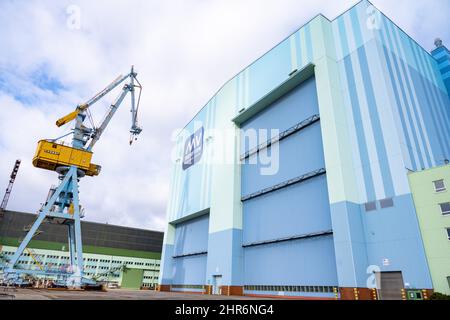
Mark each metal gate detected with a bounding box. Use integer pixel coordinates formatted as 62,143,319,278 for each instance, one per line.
240,76,338,294
172,214,209,286
377,271,404,300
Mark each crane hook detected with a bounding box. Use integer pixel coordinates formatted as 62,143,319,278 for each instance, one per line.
129,133,138,145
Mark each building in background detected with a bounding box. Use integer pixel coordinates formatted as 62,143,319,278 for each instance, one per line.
0,211,163,289
159,0,450,299
432,40,450,96
409,164,450,295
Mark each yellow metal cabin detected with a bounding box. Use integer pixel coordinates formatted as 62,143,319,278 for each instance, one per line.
32,140,101,176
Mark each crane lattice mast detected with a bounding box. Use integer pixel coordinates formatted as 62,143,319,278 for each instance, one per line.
0,159,21,212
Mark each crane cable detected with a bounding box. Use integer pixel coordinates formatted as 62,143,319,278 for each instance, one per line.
134,76,143,126
86,108,96,130
84,74,125,131
129,74,142,145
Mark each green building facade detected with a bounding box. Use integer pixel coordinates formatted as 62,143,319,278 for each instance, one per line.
408,164,450,295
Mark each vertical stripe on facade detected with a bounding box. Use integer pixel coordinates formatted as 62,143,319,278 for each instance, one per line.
381,16,424,170
305,24,314,62
410,41,448,162
350,8,395,197
417,42,450,153
391,22,435,168
332,18,368,203
338,16,376,201
289,34,298,71
385,19,430,169
299,28,308,67
380,44,417,171
344,13,385,200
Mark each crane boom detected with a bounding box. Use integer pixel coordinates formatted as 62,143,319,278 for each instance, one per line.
87,83,132,151
54,66,142,139
86,67,142,150
80,73,129,109
55,75,128,128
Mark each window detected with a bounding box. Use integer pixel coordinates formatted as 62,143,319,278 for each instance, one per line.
365,201,377,212
433,179,446,193
440,203,450,215
447,228,450,241
380,198,394,209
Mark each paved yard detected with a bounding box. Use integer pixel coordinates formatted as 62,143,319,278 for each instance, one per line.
0,288,273,300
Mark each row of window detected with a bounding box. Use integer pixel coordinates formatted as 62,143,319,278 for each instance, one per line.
364,198,394,212
84,258,159,267
171,284,205,289
244,285,336,293
2,251,161,269
433,179,449,216
364,200,449,216
142,283,157,287
98,266,110,270
364,178,447,212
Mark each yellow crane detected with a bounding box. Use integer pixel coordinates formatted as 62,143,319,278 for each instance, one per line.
5,66,143,287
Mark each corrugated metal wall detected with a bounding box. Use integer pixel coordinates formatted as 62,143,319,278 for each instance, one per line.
172,214,209,285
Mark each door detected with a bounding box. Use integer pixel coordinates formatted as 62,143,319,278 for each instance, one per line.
121,268,144,289
172,214,209,286
240,76,338,292
212,275,222,295
376,271,404,300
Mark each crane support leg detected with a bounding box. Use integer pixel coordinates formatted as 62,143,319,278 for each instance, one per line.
72,172,84,284
4,166,89,287
5,170,73,271
68,224,76,267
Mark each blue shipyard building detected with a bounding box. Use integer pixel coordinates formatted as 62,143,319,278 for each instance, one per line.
159,0,450,299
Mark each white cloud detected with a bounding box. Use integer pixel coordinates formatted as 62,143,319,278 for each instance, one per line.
0,0,448,231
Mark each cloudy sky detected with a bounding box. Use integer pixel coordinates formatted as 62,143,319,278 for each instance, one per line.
0,0,448,232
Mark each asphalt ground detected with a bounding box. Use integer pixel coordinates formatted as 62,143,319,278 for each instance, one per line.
0,288,274,300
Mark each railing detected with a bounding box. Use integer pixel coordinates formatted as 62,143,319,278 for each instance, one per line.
241,168,326,201
240,114,320,161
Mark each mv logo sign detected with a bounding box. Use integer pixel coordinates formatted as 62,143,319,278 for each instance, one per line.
182,127,204,170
